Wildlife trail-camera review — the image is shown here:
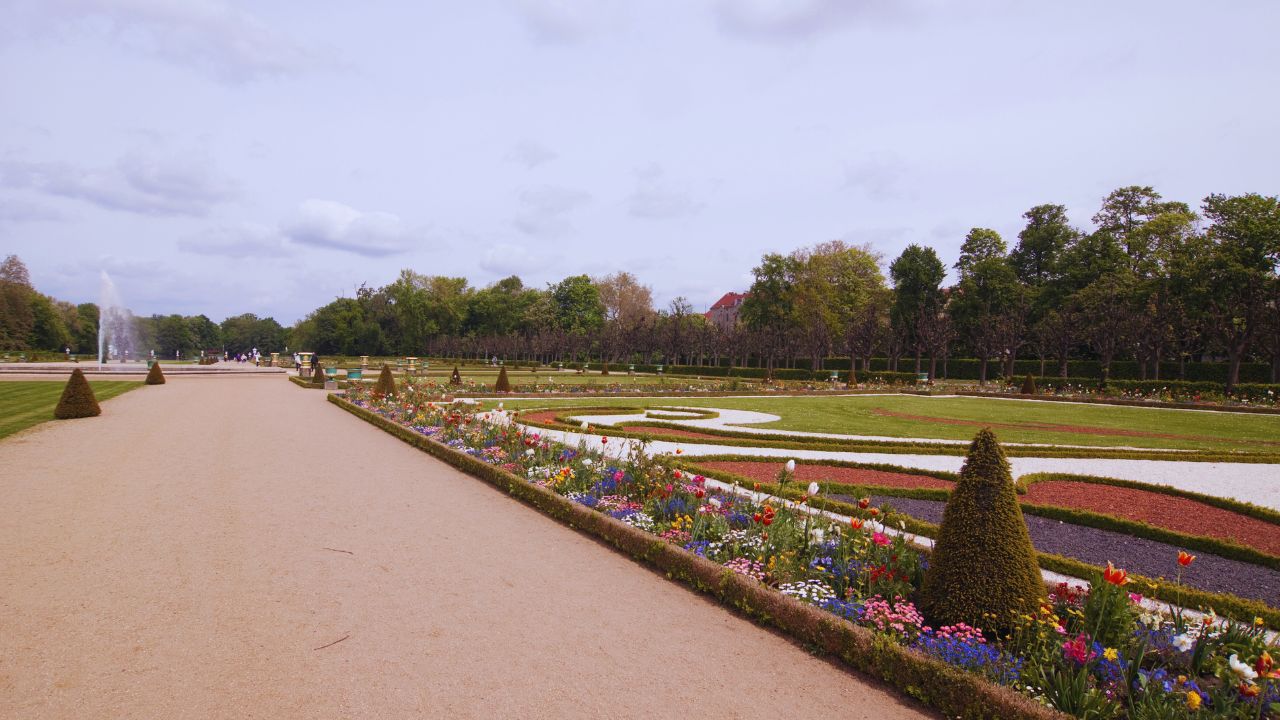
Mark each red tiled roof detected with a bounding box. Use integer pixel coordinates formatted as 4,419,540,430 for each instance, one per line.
708,292,747,311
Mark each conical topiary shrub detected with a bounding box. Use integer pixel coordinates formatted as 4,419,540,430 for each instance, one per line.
54,368,101,419
1020,374,1037,395
145,362,166,385
312,363,326,386
494,365,511,393
374,364,396,397
450,366,462,385
920,428,1044,633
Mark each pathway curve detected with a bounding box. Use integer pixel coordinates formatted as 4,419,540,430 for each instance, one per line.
0,376,929,719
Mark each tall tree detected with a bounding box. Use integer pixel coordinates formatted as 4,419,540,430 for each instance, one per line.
740,253,798,378
954,228,1007,278
889,245,946,374
1009,204,1076,287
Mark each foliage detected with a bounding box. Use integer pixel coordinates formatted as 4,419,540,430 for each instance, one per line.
1021,374,1037,395
374,365,396,397
920,429,1045,632
145,362,165,385
53,368,101,419
494,365,511,393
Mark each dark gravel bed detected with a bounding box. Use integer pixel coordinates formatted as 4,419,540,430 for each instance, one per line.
828,493,1280,608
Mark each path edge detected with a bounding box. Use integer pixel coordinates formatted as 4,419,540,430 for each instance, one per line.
327,393,1064,720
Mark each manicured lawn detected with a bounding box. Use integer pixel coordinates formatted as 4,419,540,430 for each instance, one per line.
499,394,1280,453
0,380,141,440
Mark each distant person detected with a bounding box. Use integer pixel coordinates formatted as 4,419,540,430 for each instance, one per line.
294,352,301,371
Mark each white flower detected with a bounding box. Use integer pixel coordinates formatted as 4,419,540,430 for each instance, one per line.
785,459,796,473
1172,633,1195,652
525,448,534,457
580,420,589,430
807,481,820,496
809,528,824,544
709,498,722,509
1228,654,1258,681
583,459,593,467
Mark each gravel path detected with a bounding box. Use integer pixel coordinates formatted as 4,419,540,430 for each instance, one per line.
840,494,1280,608
0,375,928,719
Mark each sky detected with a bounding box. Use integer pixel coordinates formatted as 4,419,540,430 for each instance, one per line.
2,0,1278,324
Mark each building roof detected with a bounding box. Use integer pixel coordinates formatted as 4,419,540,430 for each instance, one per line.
708,291,748,311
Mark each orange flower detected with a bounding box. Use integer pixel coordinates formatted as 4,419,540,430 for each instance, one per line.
868,508,879,517
1238,682,1259,698
850,518,864,530
1178,551,1195,567
1256,651,1274,676
858,497,870,509
1102,561,1129,586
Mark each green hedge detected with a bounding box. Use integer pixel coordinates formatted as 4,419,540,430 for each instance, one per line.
686,462,1280,626
516,411,1280,464
329,394,1063,720
795,358,1276,384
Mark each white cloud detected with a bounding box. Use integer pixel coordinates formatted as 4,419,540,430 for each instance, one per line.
20,0,335,82
0,151,236,216
178,222,292,259
506,0,623,44
714,0,910,41
505,140,558,169
479,243,555,276
282,199,415,257
513,185,591,237
627,163,704,220
0,197,65,223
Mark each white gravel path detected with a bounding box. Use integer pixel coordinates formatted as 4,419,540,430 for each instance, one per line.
509,417,1280,511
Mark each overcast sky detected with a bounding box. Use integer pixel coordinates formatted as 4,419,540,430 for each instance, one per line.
2,0,1277,324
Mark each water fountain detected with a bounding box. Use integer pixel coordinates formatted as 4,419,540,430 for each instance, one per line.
98,271,138,370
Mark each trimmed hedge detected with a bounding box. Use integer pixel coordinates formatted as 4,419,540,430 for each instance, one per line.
53,368,101,419
145,363,165,385
515,410,1280,464
328,394,1065,720
686,463,1280,627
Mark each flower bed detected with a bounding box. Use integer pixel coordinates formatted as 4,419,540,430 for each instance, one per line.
338,381,1280,719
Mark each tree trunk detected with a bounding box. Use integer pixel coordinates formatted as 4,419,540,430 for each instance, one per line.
928,355,937,380
1227,351,1241,394
979,357,988,384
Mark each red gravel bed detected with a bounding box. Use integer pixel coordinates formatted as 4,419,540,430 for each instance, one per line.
696,461,954,490
617,425,726,440
1024,481,1280,556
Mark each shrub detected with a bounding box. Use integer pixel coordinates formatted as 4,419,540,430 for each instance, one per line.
1020,374,1036,395
374,364,396,398
494,366,511,393
145,363,165,385
920,428,1044,632
312,363,326,386
54,368,101,419
450,366,462,385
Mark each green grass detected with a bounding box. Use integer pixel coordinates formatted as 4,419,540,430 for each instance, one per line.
0,380,141,440
498,394,1280,453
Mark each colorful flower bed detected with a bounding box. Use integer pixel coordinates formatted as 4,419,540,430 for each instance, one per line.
343,381,1279,719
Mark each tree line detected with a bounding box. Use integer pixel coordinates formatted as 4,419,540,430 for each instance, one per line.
0,255,287,359
3,186,1277,385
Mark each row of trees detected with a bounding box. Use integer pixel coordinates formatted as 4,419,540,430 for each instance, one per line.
0,255,287,359
5,186,1277,384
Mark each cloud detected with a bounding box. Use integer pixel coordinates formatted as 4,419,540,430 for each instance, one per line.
627,163,704,220
177,222,292,259
506,0,623,44
844,155,906,200
282,199,415,257
505,139,558,169
714,0,904,41
479,243,555,276
24,0,335,83
513,185,591,237
0,151,236,216
0,197,65,223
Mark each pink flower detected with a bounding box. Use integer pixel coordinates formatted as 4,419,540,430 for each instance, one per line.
872,532,890,546
1062,633,1096,664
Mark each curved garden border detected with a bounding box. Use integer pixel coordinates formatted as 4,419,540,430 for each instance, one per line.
326,393,1063,720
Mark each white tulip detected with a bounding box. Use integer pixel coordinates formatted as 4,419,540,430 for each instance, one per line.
809,528,824,544
807,481,820,496
525,449,535,457
785,459,796,473
1172,633,1195,652
580,420,589,430
1228,654,1258,681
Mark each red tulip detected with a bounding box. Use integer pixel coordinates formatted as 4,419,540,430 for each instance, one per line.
1178,551,1195,567
850,518,864,530
1102,561,1130,586
858,498,870,509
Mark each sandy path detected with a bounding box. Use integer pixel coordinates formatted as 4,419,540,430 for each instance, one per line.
0,376,928,719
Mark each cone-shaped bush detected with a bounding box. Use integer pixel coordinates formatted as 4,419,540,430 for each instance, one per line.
920,428,1044,633
1020,374,1037,395
145,362,166,385
54,368,101,419
494,365,511,393
312,363,326,386
374,364,396,397
450,366,462,385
